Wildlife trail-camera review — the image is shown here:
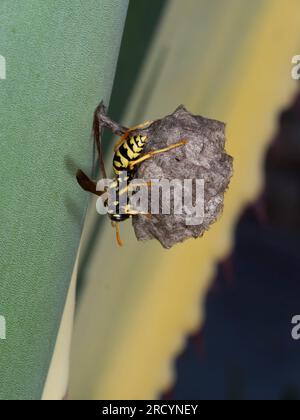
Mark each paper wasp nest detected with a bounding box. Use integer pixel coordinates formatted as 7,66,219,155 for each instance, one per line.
131,105,233,249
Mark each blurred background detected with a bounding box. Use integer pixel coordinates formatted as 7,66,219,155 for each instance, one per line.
68,0,300,400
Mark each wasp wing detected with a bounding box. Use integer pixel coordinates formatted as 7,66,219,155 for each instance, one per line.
76,169,104,196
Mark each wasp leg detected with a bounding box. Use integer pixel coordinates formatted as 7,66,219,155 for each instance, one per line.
114,120,153,152
111,222,123,247
128,139,187,170
122,203,151,216
119,180,153,196
126,209,152,219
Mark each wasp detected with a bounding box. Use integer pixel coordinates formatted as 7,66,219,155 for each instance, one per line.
76,102,187,246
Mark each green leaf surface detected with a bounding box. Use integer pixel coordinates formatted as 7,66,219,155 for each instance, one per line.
0,0,128,400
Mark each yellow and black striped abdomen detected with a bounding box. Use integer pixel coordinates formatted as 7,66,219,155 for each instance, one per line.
113,135,147,175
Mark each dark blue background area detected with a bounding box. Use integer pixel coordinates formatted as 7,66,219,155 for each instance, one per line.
163,91,300,400
166,208,300,400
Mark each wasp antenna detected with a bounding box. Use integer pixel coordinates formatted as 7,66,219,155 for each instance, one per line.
115,222,123,247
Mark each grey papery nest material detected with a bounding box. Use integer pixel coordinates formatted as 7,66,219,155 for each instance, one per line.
131,105,233,249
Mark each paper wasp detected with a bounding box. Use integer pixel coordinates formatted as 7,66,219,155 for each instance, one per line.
76,102,187,246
